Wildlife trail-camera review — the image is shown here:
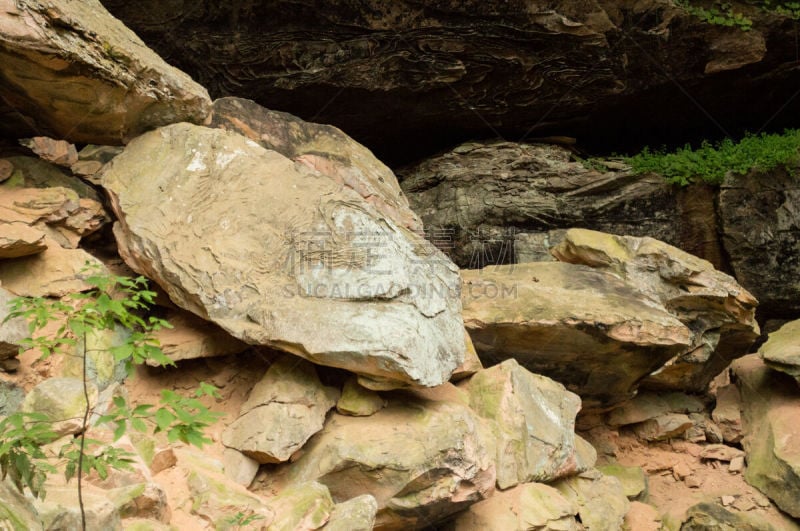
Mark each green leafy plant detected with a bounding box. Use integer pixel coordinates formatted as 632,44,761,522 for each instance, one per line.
677,1,754,30
224,510,267,528
5,267,224,529
625,129,800,186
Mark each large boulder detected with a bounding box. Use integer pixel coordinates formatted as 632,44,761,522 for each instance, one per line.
149,309,248,366
552,229,759,391
0,286,27,370
283,386,496,529
461,261,691,409
0,0,210,144
733,355,800,518
101,123,466,389
758,319,800,385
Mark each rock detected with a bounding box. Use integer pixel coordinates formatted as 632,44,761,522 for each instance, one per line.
0,159,12,182
450,331,483,382
0,0,211,145
211,97,422,232
575,435,598,471
102,123,465,389
266,482,334,531
632,413,694,442
148,309,248,366
108,483,170,522
672,461,693,481
34,485,121,531
607,392,705,427
688,413,724,444
597,465,648,501
0,223,46,258
284,388,495,529
222,355,338,464
1,156,99,201
685,476,703,489
401,142,722,269
22,377,99,436
465,359,582,488
729,456,745,473
62,325,129,391
336,377,386,417
0,479,42,530
148,447,176,476
0,379,24,415
222,448,259,488
552,469,629,531
733,355,800,518
71,145,124,184
712,384,743,444
0,287,27,369
451,482,579,531
101,1,800,167
624,501,662,531
19,137,78,167
700,444,745,463
680,502,775,531
719,167,800,319
324,495,378,531
759,319,800,385
461,261,691,409
0,238,106,297
553,228,759,392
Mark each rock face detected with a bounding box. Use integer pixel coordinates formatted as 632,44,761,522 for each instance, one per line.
222,355,339,464
149,309,248,366
0,286,27,370
0,0,211,145
400,142,722,269
758,319,800,385
461,261,691,409
101,122,466,389
552,229,759,392
99,1,800,164
733,355,800,518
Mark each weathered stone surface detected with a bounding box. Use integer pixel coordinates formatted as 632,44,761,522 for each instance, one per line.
148,309,248,366
22,377,99,436
625,501,662,531
34,485,121,531
0,222,46,258
336,376,386,417
450,330,483,382
102,123,465,389
222,355,338,464
211,97,422,232
285,386,496,529
681,502,775,531
222,448,259,488
0,286,26,367
759,319,800,385
2,156,99,200
552,469,629,531
100,1,800,167
607,392,705,427
108,483,170,522
62,326,129,391
0,379,24,415
632,413,694,442
597,465,647,501
465,359,582,488
712,384,743,444
461,262,691,409
699,444,745,463
71,145,123,184
0,479,42,531
19,137,78,167
733,355,800,518
266,481,334,531
553,229,759,392
719,168,800,320
324,495,378,531
0,238,105,297
451,482,578,531
401,142,722,269
0,0,211,145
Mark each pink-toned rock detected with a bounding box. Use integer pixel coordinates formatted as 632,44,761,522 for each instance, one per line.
0,222,46,258
20,137,78,167
624,501,662,531
149,309,248,365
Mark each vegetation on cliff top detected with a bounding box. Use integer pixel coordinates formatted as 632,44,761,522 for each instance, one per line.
624,129,800,186
676,0,800,31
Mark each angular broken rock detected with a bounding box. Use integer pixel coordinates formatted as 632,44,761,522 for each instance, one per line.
759,319,800,386
102,123,466,388
631,413,693,442
606,391,705,427
149,309,248,366
712,384,744,444
552,228,760,392
0,0,211,144
551,469,630,531
461,262,691,409
465,358,583,488
222,355,339,463
700,444,745,463
0,222,46,258
0,287,26,370
19,137,78,167
336,376,386,417
324,495,378,531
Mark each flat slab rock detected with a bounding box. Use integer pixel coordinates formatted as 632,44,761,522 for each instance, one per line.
101,123,466,389
759,319,800,386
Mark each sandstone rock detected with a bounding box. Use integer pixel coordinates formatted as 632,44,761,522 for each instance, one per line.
461,261,691,409
2,156,99,200
0,238,105,297
22,377,99,436
733,355,800,518
465,359,582,488
211,97,422,232
607,392,705,427
222,448,259,488
712,384,743,444
148,447,176,476
450,330,483,381
0,222,46,258
575,435,598,472
222,355,339,464
34,485,121,531
680,502,775,531
266,481,334,531
597,465,648,501
553,228,759,392
624,501,662,531
759,319,800,385
108,483,170,522
0,159,11,182
285,388,495,529
700,444,745,463
19,137,78,167
336,376,386,417
71,145,123,184
729,456,745,474
0,479,42,530
148,309,248,366
0,287,27,369
552,469,629,531
62,325,129,391
102,123,465,389
632,413,694,442
324,495,378,531
0,0,211,144
719,167,800,319
451,482,579,531
0,379,24,415
401,142,722,269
